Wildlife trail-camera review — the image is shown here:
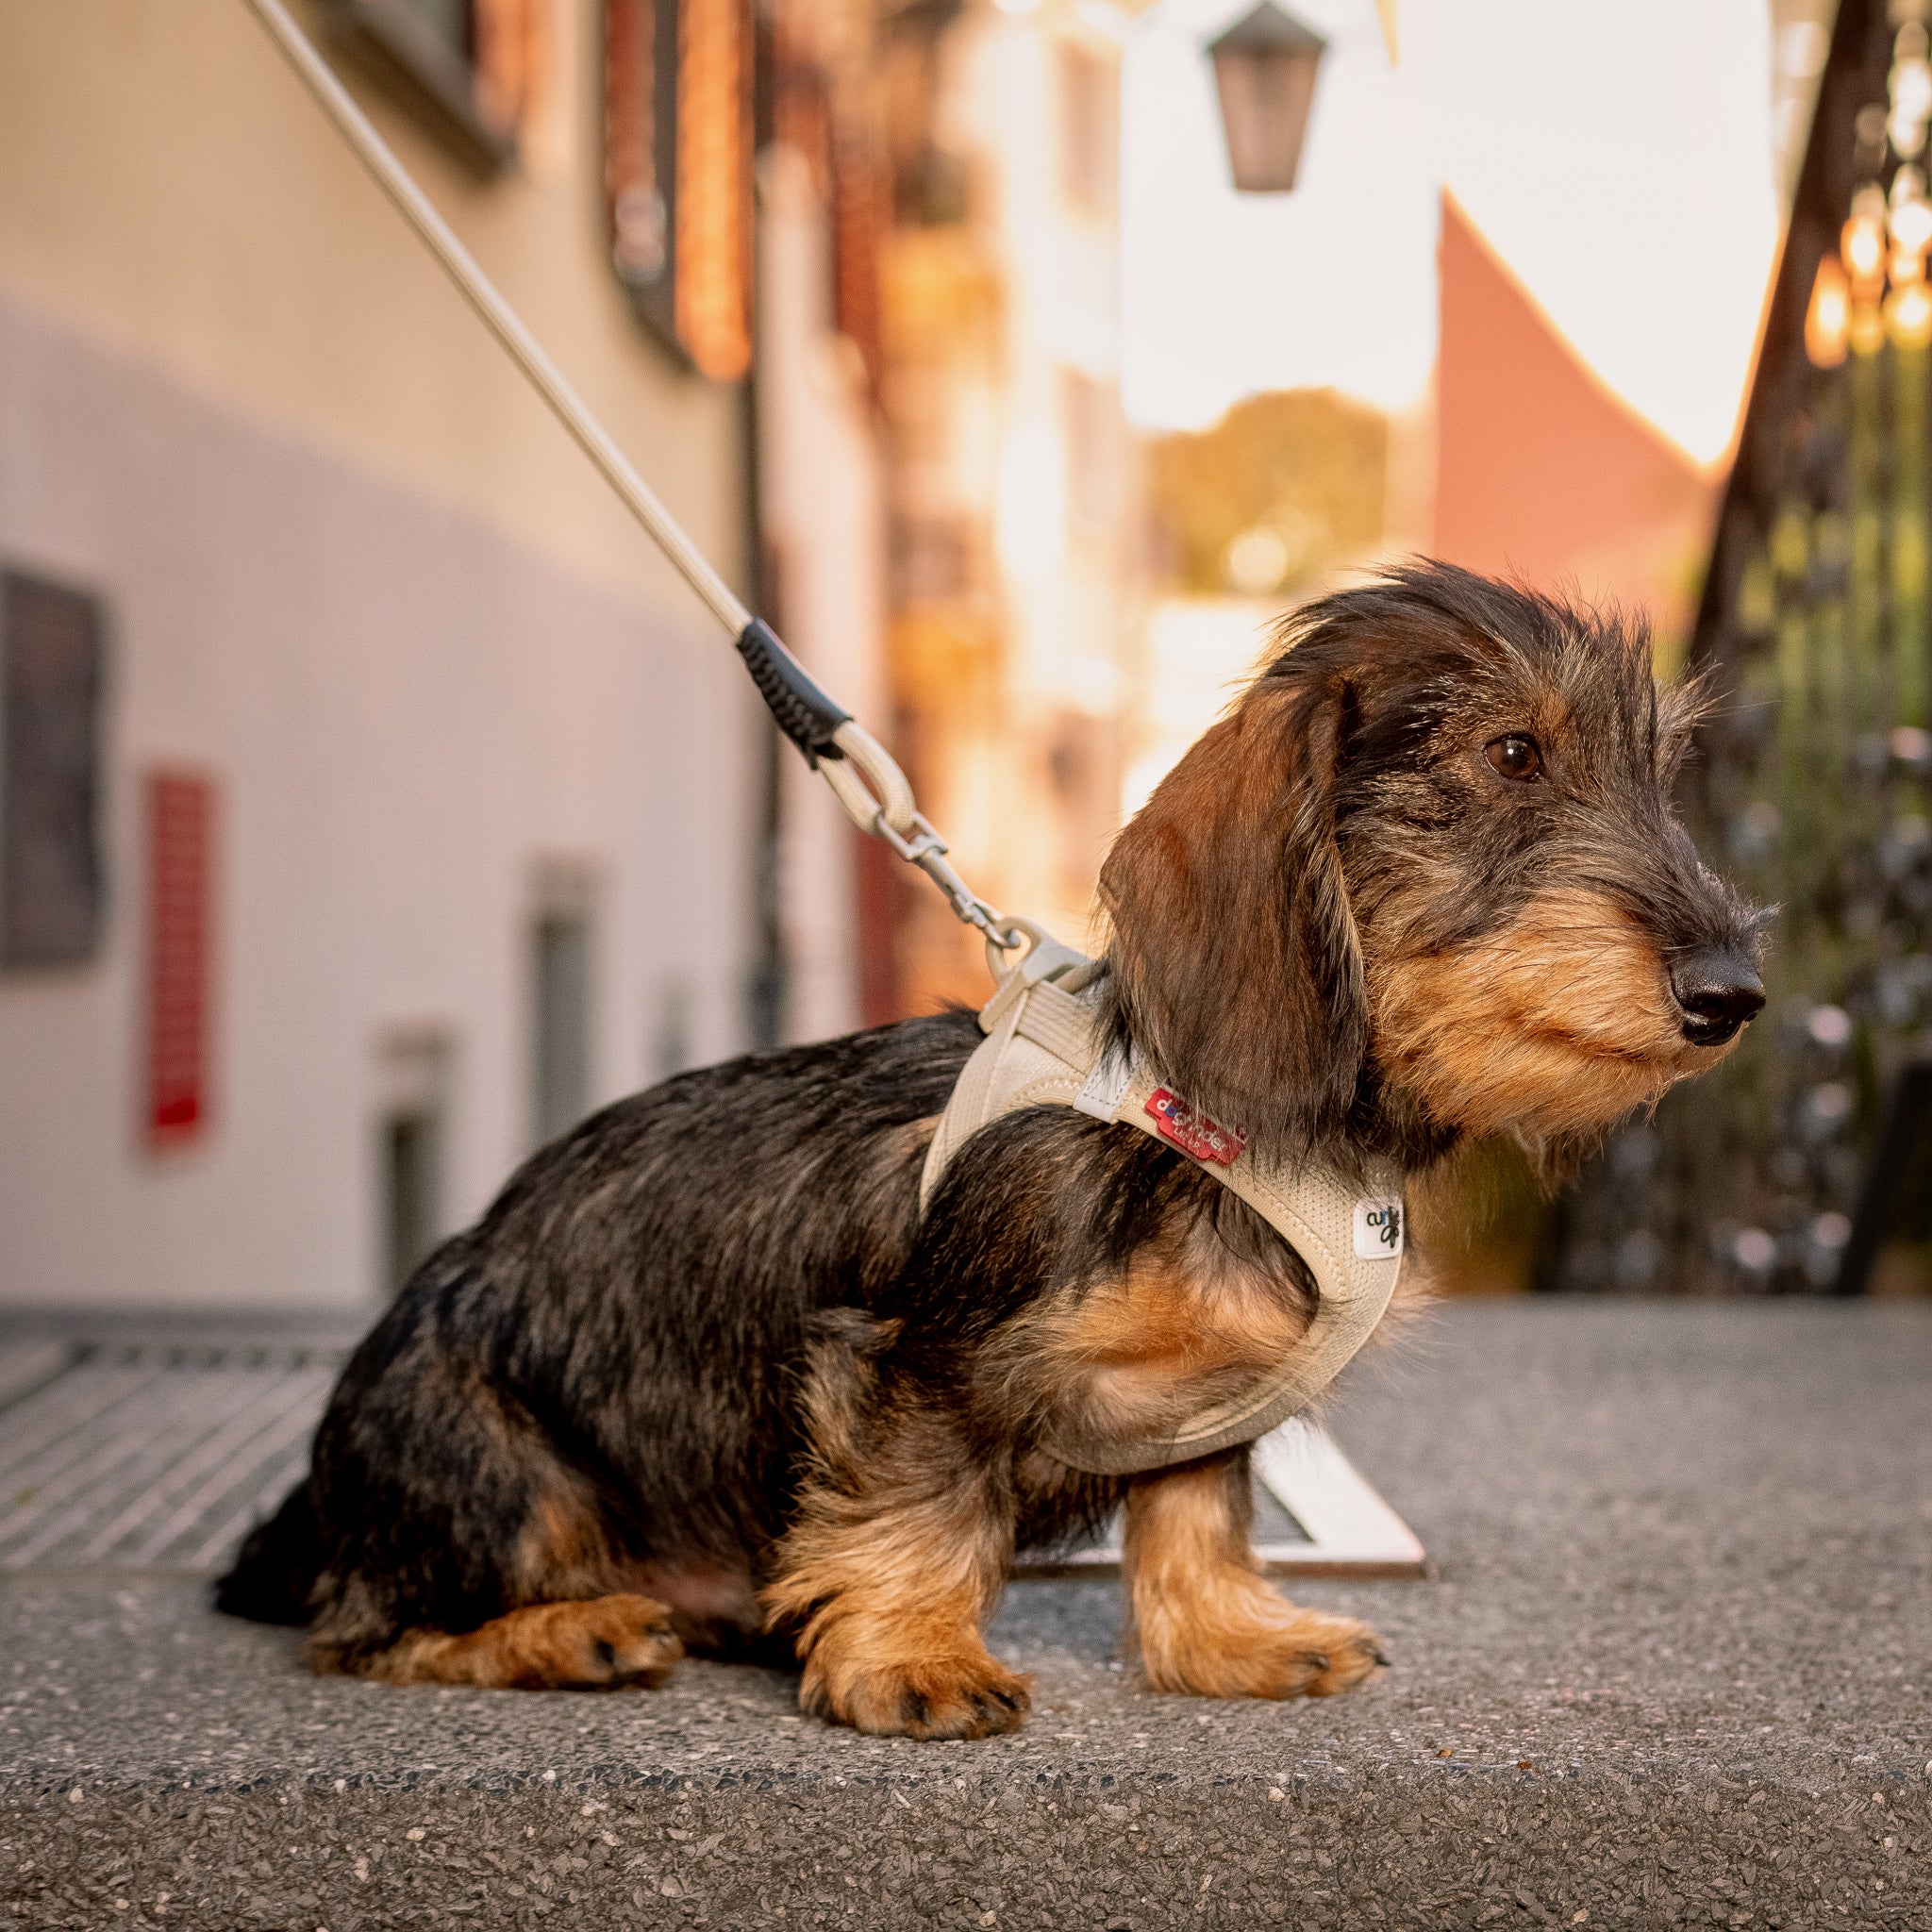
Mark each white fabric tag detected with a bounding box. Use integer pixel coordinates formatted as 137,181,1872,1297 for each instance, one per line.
1074,1049,1133,1123
1353,1197,1405,1259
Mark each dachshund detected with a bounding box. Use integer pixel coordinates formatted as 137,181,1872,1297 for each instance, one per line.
217,561,1766,1740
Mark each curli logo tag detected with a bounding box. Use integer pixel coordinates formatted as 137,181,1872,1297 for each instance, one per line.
1144,1088,1247,1166
1353,1198,1405,1259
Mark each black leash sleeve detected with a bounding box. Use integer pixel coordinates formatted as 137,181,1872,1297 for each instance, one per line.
734,618,851,765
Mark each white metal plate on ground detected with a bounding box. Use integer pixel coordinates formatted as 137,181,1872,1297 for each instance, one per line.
1012,1416,1429,1581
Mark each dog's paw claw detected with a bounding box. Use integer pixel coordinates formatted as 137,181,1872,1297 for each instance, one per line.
804,1651,1032,1740
1303,1622,1387,1698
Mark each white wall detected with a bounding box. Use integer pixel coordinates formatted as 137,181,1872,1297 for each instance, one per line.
0,0,748,620
0,293,758,1310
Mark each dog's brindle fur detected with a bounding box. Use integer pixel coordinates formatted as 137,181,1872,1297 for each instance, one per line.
219,564,1764,1739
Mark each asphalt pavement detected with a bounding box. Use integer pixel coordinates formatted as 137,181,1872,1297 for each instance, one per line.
0,1299,1925,1931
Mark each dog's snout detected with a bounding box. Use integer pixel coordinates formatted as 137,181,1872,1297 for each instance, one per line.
1670,950,1765,1046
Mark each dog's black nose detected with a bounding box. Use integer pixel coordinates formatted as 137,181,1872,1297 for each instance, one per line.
1670,950,1765,1046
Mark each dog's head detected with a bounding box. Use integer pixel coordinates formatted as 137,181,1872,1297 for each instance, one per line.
1097,561,1767,1174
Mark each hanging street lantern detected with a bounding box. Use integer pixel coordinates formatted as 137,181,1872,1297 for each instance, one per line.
1207,1,1328,194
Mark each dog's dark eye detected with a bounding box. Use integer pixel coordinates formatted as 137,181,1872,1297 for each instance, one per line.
1485,735,1543,783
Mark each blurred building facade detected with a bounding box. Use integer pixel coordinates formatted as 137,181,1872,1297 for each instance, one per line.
876,0,1142,1012
0,0,768,1308
757,0,894,1040
1430,192,1720,657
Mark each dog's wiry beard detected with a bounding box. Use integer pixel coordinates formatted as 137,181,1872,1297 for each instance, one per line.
1359,883,1743,1169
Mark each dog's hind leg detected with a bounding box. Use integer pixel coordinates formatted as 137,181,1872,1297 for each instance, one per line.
297,1312,698,1689
352,1592,683,1690
1124,1449,1386,1699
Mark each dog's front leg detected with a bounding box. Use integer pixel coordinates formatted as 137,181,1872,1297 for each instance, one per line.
1124,1449,1387,1699
764,1399,1028,1741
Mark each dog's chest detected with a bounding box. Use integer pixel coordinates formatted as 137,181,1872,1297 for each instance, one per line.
1031,1259,1313,1446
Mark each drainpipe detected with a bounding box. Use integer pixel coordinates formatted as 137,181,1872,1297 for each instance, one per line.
743,0,786,1053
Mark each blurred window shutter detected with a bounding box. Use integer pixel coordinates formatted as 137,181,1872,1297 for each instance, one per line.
529,859,599,1146
1,570,105,971
378,1028,452,1294
606,0,753,377
829,122,884,391
532,912,591,1145
147,771,215,1150
606,0,672,297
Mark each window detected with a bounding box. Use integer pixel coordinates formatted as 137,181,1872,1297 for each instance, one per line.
532,914,590,1143
530,863,598,1145
1057,42,1116,218
146,771,215,1150
325,0,545,169
377,1029,450,1295
604,0,754,378
1,570,105,970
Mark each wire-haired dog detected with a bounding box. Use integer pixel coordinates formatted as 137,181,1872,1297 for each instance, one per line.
220,562,1765,1740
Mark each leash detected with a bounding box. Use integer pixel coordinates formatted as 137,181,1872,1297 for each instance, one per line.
241,0,1019,958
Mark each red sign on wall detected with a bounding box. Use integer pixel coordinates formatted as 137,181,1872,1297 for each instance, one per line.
147,771,214,1149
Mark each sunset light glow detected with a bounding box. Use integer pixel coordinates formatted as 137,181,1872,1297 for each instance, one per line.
1124,0,1783,467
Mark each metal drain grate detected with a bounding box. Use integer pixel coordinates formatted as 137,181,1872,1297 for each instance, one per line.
0,1339,343,1572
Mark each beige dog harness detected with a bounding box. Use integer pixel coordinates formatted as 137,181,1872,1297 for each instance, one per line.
919,924,1407,1476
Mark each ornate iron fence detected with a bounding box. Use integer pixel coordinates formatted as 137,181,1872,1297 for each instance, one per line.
1548,0,1932,1295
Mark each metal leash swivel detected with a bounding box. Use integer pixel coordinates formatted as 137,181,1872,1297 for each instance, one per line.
242,0,1024,968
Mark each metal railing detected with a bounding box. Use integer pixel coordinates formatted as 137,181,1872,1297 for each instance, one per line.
1550,0,1932,1295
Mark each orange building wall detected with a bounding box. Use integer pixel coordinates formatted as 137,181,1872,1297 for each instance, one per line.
1433,192,1721,638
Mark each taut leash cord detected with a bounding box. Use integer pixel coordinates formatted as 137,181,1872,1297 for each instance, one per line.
242,0,1018,953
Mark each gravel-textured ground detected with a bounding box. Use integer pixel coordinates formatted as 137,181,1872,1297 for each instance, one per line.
0,1300,1926,1930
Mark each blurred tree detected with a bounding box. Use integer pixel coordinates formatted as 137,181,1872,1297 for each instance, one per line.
1145,388,1388,598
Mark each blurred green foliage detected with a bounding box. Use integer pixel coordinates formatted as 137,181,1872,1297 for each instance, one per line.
1146,389,1389,597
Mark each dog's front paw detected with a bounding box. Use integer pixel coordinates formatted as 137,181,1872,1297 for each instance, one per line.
802,1643,1032,1740
1141,1602,1387,1701
1285,1610,1388,1698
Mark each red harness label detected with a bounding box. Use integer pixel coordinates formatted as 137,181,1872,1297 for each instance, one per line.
1144,1088,1247,1165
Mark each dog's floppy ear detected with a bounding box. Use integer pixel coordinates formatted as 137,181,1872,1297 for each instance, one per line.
1096,671,1367,1161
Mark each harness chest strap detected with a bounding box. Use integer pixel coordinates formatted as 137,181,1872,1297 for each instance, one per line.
918,929,1407,1477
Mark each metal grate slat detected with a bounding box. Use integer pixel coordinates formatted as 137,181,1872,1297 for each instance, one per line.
125,1368,336,1565
0,1359,166,1470
0,1366,283,1564
0,1339,344,1573
42,1367,308,1567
